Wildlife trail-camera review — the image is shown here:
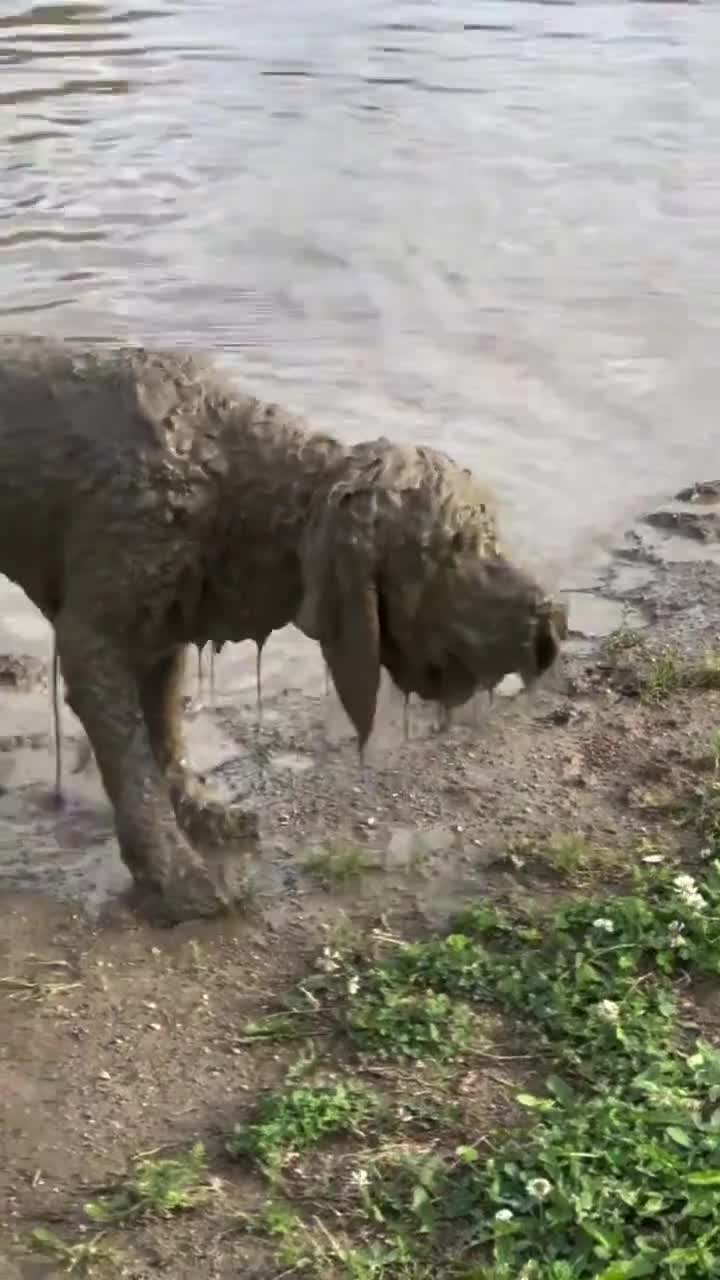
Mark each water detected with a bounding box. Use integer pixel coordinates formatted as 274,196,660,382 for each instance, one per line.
1,0,718,662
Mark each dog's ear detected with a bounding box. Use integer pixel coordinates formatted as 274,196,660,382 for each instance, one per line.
534,597,568,674
297,495,381,748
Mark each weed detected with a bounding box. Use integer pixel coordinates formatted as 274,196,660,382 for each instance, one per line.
633,833,673,864
241,860,720,1275
500,832,619,886
366,869,720,1080
228,1081,382,1171
239,1011,312,1041
346,988,476,1061
250,1200,316,1269
249,1199,434,1277
642,649,683,704
539,833,586,875
539,832,599,877
27,1227,121,1273
186,939,207,974
605,625,646,658
641,647,720,704
680,777,720,850
449,902,515,941
303,841,381,888
85,1142,210,1223
340,1041,720,1277
689,648,720,691
321,913,372,954
284,1044,320,1083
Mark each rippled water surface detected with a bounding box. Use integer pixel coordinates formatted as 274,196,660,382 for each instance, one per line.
1,0,718,595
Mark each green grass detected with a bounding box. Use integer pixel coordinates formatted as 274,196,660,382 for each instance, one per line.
508,831,621,884
302,841,381,887
239,1010,315,1041
228,1081,382,1174
242,1199,437,1278
605,625,647,658
603,631,720,704
26,1227,122,1273
346,987,477,1061
642,650,685,704
681,779,720,852
642,647,720,704
85,1142,210,1223
707,733,720,771
336,1045,720,1278
540,832,595,876
239,816,720,1277
691,649,720,691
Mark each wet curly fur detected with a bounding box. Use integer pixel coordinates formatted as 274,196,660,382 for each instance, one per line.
0,336,565,921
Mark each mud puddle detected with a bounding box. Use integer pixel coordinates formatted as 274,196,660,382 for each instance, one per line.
0,646,524,924
561,590,647,648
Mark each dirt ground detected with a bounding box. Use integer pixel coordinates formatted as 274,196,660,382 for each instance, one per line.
1,483,720,1278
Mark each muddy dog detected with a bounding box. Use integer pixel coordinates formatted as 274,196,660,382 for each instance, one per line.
0,337,566,921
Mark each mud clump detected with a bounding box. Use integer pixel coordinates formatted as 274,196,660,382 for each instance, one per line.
675,480,720,504
643,509,720,543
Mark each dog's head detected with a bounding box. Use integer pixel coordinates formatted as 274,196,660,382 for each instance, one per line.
297,442,565,745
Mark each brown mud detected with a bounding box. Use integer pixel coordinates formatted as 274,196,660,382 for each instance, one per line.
2,483,720,1277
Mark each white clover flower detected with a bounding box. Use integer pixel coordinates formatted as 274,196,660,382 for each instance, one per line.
596,998,620,1024
592,917,615,933
495,1208,514,1222
673,873,706,911
527,1177,552,1201
669,921,686,949
347,974,360,996
351,1168,369,1191
318,946,342,973
700,846,713,861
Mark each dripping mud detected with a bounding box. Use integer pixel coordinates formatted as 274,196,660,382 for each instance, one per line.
2,482,720,1276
